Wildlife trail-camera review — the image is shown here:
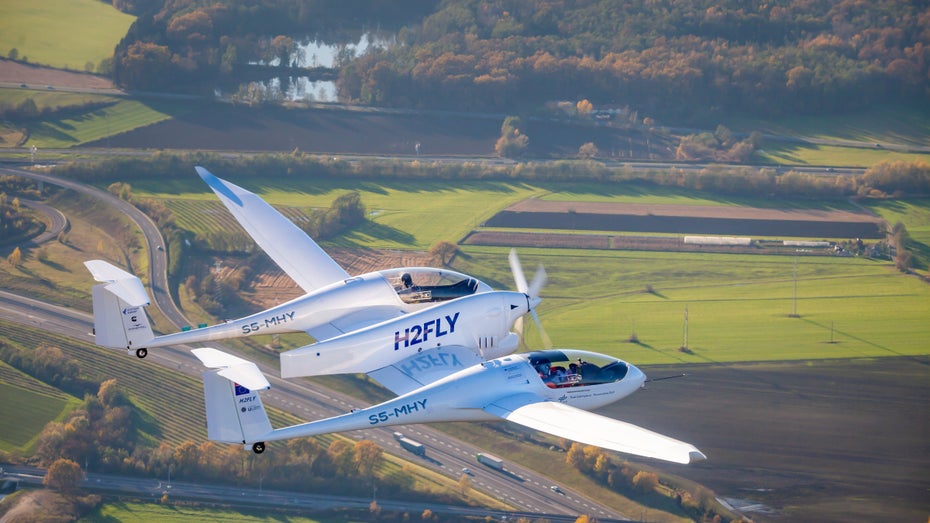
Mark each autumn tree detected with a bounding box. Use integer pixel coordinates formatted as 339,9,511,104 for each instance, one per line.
430,240,458,265
457,473,472,494
44,458,84,493
7,246,22,266
632,470,659,493
495,116,529,158
354,440,383,478
578,142,599,159
576,99,593,116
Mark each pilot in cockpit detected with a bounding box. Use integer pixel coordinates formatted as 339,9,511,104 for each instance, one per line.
401,273,413,288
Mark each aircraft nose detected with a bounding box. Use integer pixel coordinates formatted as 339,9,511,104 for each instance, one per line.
626,363,646,387
528,294,541,310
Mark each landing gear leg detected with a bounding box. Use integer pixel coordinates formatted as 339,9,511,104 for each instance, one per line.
252,442,266,454
135,348,148,359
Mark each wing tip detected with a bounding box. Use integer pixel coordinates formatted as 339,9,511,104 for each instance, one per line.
688,449,707,464
195,166,243,207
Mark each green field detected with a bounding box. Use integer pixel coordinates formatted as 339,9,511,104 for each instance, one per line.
866,198,930,273
0,0,134,71
725,103,930,167
757,142,930,167
0,88,184,149
460,248,930,365
0,362,81,453
130,178,545,251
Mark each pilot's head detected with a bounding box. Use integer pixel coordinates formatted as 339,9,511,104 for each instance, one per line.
401,273,413,288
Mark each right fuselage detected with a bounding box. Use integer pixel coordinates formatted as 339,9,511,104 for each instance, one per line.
145,267,492,348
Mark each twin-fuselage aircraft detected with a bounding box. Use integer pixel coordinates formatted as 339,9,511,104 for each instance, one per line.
85,167,705,465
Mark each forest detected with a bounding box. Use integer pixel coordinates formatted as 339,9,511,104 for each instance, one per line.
107,0,929,120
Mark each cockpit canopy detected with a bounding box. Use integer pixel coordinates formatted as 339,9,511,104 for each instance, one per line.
528,349,629,388
379,268,492,305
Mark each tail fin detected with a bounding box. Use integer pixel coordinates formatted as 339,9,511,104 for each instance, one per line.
192,348,273,447
84,260,154,352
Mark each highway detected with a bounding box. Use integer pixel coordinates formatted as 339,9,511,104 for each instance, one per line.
0,164,627,520
2,463,629,522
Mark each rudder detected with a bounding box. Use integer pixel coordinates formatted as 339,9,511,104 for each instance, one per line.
194,348,273,448
90,284,154,349
85,260,154,352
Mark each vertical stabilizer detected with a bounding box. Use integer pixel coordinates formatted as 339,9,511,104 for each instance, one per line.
85,260,154,351
90,284,154,349
194,348,273,446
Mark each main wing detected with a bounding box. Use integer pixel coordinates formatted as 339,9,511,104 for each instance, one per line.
485,396,706,465
196,166,349,293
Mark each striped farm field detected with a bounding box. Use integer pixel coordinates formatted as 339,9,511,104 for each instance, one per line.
0,362,81,453
0,320,206,445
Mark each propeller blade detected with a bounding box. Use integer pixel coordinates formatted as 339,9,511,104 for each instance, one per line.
509,249,550,349
509,248,528,294
528,264,547,300
531,309,553,349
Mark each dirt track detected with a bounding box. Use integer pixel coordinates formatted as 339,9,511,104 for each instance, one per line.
486,201,886,239
0,59,114,89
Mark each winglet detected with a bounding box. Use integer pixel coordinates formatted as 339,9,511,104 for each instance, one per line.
193,166,350,293
195,166,242,206
689,450,708,463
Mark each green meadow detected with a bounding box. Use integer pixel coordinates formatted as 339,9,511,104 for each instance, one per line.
130,177,546,251
0,362,81,453
725,103,930,167
0,0,134,70
757,142,930,167
0,88,184,149
865,198,930,273
463,247,930,365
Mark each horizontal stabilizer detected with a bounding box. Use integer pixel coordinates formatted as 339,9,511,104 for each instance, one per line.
486,397,706,465
192,348,270,391
84,260,149,307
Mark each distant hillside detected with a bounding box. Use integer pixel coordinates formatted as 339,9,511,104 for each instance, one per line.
340,0,929,120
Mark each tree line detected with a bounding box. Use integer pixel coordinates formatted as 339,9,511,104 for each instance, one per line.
102,1,928,121
565,442,747,523
56,152,930,200
336,0,929,119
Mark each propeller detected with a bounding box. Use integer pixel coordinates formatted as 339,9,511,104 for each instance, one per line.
508,249,551,349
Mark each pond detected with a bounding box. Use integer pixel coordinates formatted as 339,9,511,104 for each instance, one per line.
217,32,394,104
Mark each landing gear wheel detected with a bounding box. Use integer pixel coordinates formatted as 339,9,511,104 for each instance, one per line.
252,442,266,454
135,348,148,359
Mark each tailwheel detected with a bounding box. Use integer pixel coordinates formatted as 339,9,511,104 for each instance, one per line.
135,348,148,359
252,442,266,454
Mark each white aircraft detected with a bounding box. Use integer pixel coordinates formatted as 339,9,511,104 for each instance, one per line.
193,345,706,464
85,167,704,464
85,167,545,366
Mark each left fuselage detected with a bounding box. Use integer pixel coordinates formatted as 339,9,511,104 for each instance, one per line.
264,350,645,442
